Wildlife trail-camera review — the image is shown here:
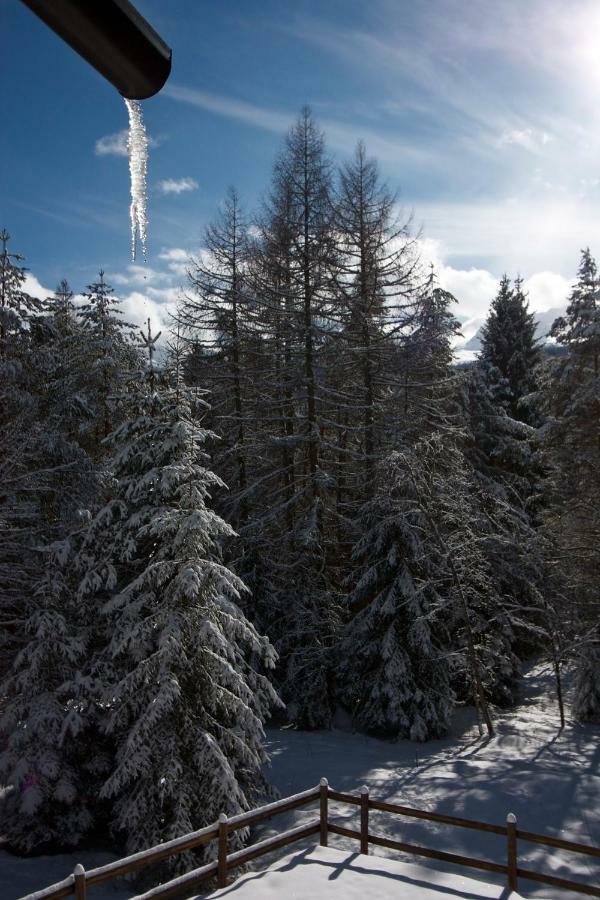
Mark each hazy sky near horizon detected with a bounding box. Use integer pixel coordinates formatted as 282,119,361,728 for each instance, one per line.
3,0,599,338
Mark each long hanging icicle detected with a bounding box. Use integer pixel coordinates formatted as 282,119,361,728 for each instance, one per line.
124,98,148,261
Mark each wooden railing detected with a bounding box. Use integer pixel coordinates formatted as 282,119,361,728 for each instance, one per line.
20,778,600,900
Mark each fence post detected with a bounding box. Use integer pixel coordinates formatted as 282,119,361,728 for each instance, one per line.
73,864,86,900
360,786,369,855
506,813,517,892
319,777,329,847
218,813,228,888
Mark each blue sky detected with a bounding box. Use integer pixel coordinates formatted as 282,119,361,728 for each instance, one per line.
3,0,600,339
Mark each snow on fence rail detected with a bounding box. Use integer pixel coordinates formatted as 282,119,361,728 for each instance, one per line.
18,778,600,900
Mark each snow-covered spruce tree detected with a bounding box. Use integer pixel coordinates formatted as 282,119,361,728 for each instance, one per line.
400,266,462,440
337,268,499,739
76,270,140,454
403,272,539,717
0,239,99,849
544,248,600,721
0,229,43,677
0,542,98,851
340,427,506,739
480,275,542,424
407,278,530,723
337,442,454,740
77,322,278,869
400,272,499,734
43,279,94,440
462,364,547,706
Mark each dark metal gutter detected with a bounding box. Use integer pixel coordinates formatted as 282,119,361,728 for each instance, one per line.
20,0,172,99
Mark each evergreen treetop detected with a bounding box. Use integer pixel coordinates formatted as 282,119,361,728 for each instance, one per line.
480,274,541,422
550,248,599,351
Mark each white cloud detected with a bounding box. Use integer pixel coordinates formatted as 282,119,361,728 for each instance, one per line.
146,285,181,304
95,129,161,157
579,177,600,190
100,250,194,340
418,237,499,321
158,246,194,277
498,128,552,153
23,272,53,300
441,267,500,322
163,84,292,133
95,130,129,157
418,237,569,346
108,264,170,287
21,250,186,351
157,177,199,195
286,5,600,202
119,290,177,336
286,19,522,151
163,83,433,165
158,248,189,262
105,252,190,339
522,271,570,313
416,199,600,278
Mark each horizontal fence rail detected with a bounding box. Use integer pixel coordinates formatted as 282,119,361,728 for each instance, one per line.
19,777,600,900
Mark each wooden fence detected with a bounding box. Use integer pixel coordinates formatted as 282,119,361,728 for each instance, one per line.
20,778,600,900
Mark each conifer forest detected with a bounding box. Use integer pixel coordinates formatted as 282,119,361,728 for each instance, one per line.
1,108,599,876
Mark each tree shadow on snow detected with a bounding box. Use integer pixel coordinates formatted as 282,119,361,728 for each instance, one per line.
204,846,513,899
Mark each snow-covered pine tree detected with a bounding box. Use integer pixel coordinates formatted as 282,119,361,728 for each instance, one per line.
544,248,600,721
405,277,530,727
462,364,547,706
0,241,98,850
51,278,76,329
401,271,501,734
400,266,462,440
38,280,95,442
480,275,542,424
0,227,39,344
76,270,139,454
0,542,97,851
338,267,499,738
0,229,44,677
337,440,454,740
76,321,278,869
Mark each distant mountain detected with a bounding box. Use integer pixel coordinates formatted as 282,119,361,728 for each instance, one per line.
460,306,566,353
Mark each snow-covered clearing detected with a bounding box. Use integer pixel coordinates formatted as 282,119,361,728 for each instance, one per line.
205,845,537,899
2,663,598,899
253,663,599,898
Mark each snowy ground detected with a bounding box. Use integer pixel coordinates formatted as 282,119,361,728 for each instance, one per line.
0,847,132,900
2,663,598,899
205,845,539,899
251,663,600,899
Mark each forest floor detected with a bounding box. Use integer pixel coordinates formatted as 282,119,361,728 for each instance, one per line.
2,662,599,899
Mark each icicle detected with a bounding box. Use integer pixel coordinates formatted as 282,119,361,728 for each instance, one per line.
124,98,148,261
